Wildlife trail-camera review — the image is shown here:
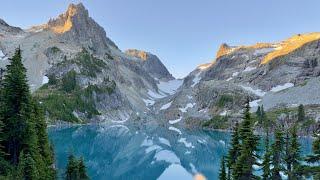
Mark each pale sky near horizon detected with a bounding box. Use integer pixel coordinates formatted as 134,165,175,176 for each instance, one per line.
0,0,320,78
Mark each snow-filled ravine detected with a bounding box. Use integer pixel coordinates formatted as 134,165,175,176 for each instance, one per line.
49,124,313,180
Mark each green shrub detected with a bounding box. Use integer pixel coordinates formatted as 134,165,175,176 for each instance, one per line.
217,94,233,108
202,115,228,129
61,70,78,93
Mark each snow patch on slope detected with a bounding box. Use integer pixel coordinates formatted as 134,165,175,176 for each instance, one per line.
191,72,201,87
179,103,195,113
243,66,256,72
270,83,294,92
169,126,182,135
178,138,195,148
249,99,261,107
169,117,182,124
160,101,172,110
158,79,183,95
42,75,49,85
240,85,266,97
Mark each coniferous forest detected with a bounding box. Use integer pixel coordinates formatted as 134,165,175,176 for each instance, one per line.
219,99,320,180
0,48,89,179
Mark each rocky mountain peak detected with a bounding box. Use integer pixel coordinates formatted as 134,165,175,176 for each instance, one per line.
46,3,118,53
216,43,238,59
47,3,87,34
125,49,174,80
0,18,23,35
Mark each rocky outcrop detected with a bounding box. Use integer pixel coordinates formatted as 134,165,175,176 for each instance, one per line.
0,19,23,35
125,49,174,80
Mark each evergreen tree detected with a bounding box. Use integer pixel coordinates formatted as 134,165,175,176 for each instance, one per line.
17,151,39,180
233,99,259,179
262,135,271,180
78,157,89,180
219,156,227,180
306,132,320,179
256,106,261,120
284,125,302,179
65,154,80,180
271,127,284,180
31,100,56,179
226,122,240,179
0,48,56,178
297,104,305,122
0,48,32,165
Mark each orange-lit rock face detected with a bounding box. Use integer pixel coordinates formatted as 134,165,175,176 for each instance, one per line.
47,4,83,34
216,43,235,59
216,43,273,60
125,49,149,60
193,173,207,180
261,32,320,64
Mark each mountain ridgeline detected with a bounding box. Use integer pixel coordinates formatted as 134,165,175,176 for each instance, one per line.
0,3,319,131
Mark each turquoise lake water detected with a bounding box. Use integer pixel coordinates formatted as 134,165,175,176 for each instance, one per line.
48,124,314,180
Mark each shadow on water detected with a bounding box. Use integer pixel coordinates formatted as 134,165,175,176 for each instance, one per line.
48,124,312,180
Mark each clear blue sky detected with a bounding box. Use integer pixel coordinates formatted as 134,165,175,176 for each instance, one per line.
0,0,320,78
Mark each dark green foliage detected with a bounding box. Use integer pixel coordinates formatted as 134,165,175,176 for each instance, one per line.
297,104,305,122
35,72,116,123
219,156,227,180
226,122,240,179
0,48,32,165
18,151,39,180
74,50,107,78
305,132,320,178
233,99,259,179
62,70,78,93
262,136,271,180
217,94,233,108
48,74,58,85
78,158,89,180
66,154,79,180
0,48,56,179
286,125,302,179
271,128,284,180
202,115,228,129
50,46,61,54
65,154,89,180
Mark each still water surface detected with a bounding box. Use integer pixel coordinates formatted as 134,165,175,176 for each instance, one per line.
48,124,313,180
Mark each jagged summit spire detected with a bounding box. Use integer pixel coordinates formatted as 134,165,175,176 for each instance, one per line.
47,3,89,34
45,3,118,53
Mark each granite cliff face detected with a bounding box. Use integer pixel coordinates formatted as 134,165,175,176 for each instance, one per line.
125,49,174,80
0,3,320,127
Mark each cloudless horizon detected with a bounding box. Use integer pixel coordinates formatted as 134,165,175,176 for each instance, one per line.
1,0,320,78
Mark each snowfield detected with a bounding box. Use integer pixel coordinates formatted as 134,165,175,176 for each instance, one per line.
179,103,195,113
143,98,155,106
240,85,266,97
168,126,182,135
243,66,256,72
160,101,172,110
169,117,182,124
159,137,171,147
270,83,294,92
42,75,49,84
0,50,5,58
191,72,201,87
158,79,183,95
178,138,195,148
249,99,261,107
147,90,165,99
